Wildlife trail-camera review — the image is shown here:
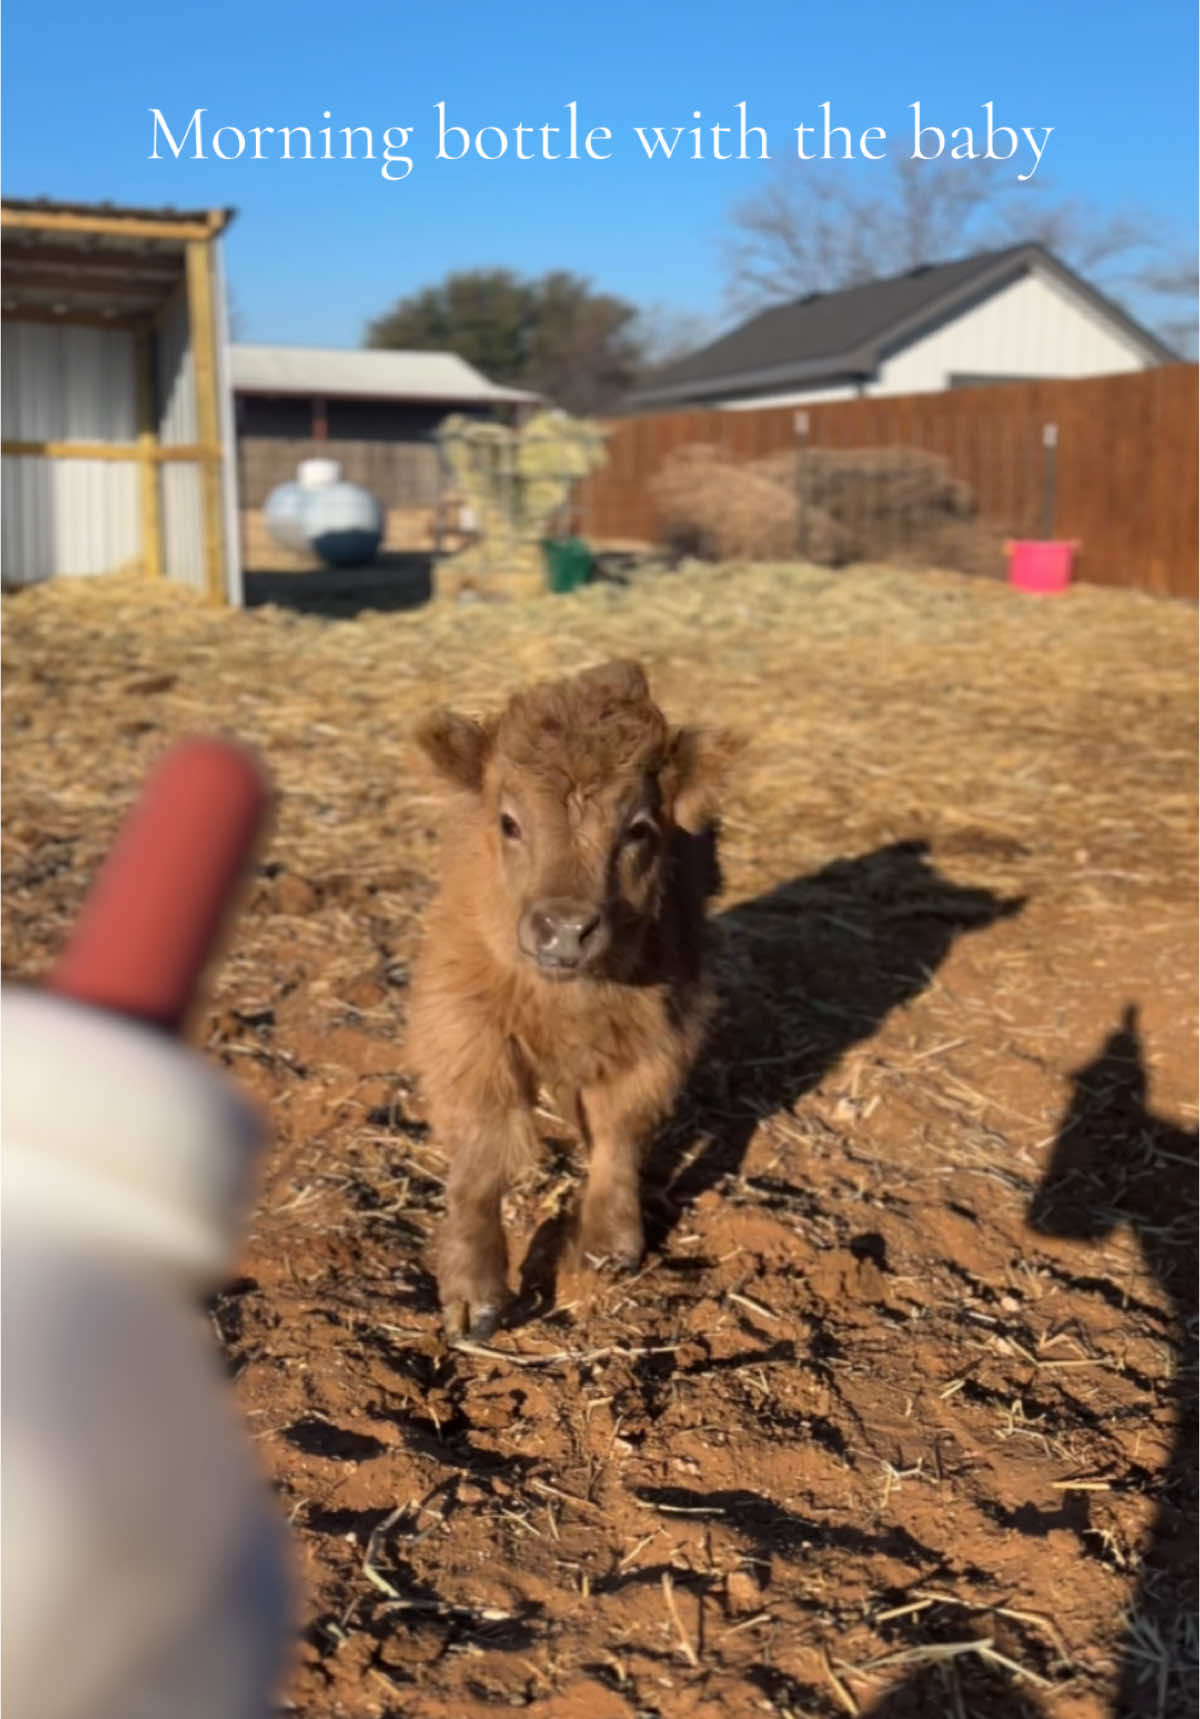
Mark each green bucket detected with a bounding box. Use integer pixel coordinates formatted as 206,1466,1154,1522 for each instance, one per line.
541,537,593,594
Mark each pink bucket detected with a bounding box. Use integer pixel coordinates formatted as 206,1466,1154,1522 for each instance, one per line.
1006,539,1078,594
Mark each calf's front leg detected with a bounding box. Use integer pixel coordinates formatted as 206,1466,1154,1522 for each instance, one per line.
439,1137,511,1342
578,1060,683,1270
421,1022,532,1341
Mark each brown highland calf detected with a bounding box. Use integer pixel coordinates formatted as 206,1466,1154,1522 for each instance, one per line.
408,659,739,1340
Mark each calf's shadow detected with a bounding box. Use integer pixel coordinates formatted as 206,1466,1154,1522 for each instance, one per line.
647,836,1024,1243
516,837,1023,1311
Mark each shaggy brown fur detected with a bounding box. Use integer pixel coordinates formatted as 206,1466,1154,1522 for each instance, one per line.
408,660,739,1339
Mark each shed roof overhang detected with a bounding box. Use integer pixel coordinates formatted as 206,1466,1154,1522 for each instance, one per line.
1,198,234,330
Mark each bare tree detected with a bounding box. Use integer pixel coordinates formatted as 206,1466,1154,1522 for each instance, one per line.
723,155,1197,356
1134,255,1200,357
630,302,721,371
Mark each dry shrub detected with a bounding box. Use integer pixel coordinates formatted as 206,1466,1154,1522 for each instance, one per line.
650,441,1005,575
648,444,797,562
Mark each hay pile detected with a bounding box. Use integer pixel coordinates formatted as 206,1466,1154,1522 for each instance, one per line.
649,446,798,563
650,443,1006,575
436,410,608,600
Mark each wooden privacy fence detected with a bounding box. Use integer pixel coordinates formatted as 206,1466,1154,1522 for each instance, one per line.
577,365,1198,599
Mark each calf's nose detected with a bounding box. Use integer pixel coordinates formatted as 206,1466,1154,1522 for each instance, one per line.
526,900,609,970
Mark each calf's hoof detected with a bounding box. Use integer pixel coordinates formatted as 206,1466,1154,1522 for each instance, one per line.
577,1205,644,1275
442,1296,505,1345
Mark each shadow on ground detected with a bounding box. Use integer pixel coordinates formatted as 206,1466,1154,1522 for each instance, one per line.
241,549,640,619
850,1005,1198,1719
1025,1005,1198,1719
649,837,1024,1237
242,553,433,619
514,838,1024,1319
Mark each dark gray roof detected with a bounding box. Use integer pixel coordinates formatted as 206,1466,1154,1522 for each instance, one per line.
629,243,1175,408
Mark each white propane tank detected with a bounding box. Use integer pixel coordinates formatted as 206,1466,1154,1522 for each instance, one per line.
298,457,343,489
263,458,384,569
262,482,309,555
306,482,384,568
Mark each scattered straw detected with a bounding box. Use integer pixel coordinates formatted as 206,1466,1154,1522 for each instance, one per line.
821,1642,861,1714
3,559,1193,1719
661,1572,700,1668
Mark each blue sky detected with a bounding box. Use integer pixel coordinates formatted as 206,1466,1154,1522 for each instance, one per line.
3,0,1196,347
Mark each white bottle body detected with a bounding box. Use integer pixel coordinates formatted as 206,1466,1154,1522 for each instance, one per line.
2,989,293,1719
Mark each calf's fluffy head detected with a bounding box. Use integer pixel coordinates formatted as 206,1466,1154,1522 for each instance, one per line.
416,660,739,979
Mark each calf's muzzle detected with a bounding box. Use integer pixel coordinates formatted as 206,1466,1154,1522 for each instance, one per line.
519,898,611,975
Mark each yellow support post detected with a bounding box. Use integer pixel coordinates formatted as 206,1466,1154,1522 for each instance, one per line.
185,237,227,605
135,331,164,579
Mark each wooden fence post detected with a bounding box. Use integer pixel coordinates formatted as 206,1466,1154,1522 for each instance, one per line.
793,409,810,557
1041,422,1059,539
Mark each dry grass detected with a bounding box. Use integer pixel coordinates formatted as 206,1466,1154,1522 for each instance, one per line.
2,559,1196,1719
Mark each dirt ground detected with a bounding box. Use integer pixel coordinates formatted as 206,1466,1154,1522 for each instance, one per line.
3,561,1196,1719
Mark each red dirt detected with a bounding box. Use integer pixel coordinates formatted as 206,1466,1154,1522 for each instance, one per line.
2,565,1195,1719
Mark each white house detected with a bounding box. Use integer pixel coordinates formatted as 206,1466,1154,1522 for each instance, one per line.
627,243,1175,413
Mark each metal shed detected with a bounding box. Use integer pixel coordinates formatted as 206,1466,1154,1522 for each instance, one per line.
230,344,539,570
231,344,539,427
2,197,241,603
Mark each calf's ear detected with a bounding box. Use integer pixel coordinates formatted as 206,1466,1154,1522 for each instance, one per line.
663,726,744,831
580,658,650,705
415,709,495,793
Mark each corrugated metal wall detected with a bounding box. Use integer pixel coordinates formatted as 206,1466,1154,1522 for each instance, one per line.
3,320,137,439
1,321,141,582
155,288,206,593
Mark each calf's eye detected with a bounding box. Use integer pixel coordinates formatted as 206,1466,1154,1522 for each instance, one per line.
500,812,522,840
